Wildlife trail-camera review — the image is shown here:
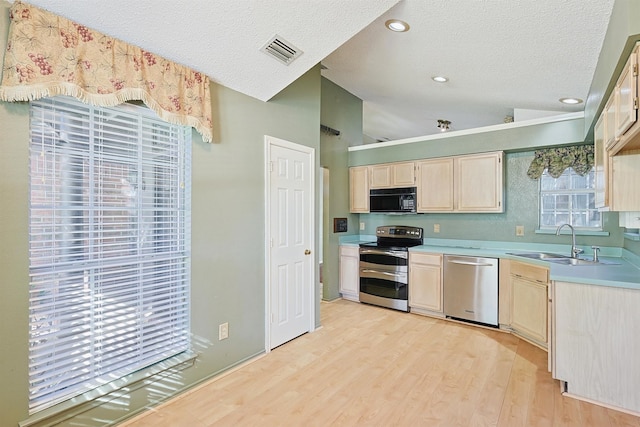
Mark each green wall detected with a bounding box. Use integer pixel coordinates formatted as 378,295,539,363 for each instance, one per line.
357,152,623,249
0,1,322,423
319,78,363,301
624,237,640,256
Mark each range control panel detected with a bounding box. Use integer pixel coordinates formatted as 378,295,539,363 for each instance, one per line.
376,225,423,239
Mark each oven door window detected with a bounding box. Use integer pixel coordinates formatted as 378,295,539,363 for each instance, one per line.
359,274,408,299
359,250,407,267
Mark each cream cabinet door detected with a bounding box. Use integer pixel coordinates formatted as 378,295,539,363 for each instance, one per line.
409,252,443,312
553,281,640,414
456,152,504,212
604,95,618,151
370,162,415,188
349,166,369,213
416,158,454,212
511,276,548,345
594,113,610,209
610,150,640,211
392,162,416,187
369,164,392,188
614,50,637,141
339,246,360,301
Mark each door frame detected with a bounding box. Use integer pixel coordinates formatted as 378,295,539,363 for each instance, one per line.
264,135,316,352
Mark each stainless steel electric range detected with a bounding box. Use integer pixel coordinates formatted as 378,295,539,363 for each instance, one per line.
358,225,423,312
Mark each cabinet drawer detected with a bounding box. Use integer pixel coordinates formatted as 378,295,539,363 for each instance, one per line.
410,252,442,266
510,261,548,284
340,245,359,257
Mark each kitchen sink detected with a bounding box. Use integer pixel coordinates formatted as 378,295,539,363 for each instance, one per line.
507,252,570,260
508,252,620,266
546,257,620,266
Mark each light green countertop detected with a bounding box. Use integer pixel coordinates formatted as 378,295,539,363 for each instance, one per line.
339,236,640,290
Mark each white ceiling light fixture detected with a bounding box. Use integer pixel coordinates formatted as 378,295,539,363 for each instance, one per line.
385,19,410,32
432,76,449,83
559,97,583,105
437,119,451,132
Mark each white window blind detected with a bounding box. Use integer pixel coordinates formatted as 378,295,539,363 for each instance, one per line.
28,96,191,413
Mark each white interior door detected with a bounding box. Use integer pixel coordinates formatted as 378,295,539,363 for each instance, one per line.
265,136,314,350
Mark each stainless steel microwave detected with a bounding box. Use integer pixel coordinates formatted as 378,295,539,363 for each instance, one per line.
369,187,417,213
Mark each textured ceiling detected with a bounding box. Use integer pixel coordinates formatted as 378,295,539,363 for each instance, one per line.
11,0,614,143
322,0,615,141
19,0,399,102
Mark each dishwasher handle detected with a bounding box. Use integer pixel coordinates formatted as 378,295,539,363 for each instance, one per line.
447,260,495,267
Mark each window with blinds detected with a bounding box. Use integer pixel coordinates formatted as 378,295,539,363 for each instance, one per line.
28,96,191,413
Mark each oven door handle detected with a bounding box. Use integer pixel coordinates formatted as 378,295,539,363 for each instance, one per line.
360,249,407,258
361,269,405,277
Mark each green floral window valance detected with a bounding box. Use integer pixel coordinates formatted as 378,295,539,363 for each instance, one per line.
0,1,213,142
527,145,594,179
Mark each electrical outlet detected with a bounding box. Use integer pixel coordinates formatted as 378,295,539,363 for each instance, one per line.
360,222,365,231
433,224,440,233
219,322,229,340
516,225,524,236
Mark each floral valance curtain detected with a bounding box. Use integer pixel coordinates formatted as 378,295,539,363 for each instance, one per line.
526,144,594,179
0,1,213,142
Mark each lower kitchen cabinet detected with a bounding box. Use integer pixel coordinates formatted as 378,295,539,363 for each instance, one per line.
509,261,549,349
339,245,359,301
553,281,640,414
408,252,443,314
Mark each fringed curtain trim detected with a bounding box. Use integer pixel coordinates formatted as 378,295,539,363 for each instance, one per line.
0,1,213,143
527,144,594,179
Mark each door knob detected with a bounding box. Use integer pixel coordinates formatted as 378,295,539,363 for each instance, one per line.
304,249,311,255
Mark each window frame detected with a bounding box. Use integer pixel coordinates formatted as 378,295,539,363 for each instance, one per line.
538,166,602,231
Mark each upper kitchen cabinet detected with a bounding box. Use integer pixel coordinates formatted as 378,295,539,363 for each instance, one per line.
456,152,504,212
416,151,504,213
594,113,611,209
606,42,640,155
415,157,454,211
369,161,415,189
349,166,369,213
610,149,640,211
615,49,637,139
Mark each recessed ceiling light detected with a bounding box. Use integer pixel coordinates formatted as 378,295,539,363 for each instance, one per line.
385,19,410,32
559,97,583,105
432,76,449,83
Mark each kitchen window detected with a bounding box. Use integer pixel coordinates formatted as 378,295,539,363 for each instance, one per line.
28,96,191,413
539,167,601,230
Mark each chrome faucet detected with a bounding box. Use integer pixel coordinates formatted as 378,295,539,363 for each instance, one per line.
555,223,583,258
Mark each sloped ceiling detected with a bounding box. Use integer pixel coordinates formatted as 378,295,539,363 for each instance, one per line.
19,0,399,102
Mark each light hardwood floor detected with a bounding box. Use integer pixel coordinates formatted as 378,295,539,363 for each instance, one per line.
121,299,640,426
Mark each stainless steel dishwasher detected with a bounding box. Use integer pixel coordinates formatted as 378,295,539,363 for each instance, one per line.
443,255,499,327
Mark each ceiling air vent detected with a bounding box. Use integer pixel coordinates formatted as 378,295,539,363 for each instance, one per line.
261,35,303,65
